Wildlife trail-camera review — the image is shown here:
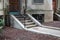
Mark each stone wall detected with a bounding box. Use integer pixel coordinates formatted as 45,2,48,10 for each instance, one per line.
44,11,53,22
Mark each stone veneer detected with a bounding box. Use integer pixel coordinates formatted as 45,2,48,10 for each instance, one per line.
44,11,53,22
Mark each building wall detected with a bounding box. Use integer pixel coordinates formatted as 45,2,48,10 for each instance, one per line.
24,0,53,22
0,0,53,22
27,0,53,10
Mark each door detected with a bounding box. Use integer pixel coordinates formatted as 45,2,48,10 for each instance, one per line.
5,0,21,26
53,0,57,12
9,0,20,12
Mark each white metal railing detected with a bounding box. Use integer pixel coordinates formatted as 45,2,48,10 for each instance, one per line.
27,14,42,27
55,13,60,17
10,15,25,29
55,13,60,21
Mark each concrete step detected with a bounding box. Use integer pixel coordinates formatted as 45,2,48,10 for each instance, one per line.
18,19,31,22
20,20,32,22
25,20,32,22
26,25,37,28
21,21,32,23
18,18,30,20
26,23,36,26
25,23,36,25
27,26,40,28
26,26,38,28
16,16,23,18
23,22,34,24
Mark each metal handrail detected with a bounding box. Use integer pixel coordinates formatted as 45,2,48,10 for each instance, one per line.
27,14,42,26
55,13,60,17
10,15,25,29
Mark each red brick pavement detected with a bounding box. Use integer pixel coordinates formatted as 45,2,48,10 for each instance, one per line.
42,21,60,28
0,27,60,40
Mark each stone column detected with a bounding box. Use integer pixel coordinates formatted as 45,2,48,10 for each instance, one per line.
44,11,53,22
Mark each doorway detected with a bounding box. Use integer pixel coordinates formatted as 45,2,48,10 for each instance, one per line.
9,0,21,15
53,0,57,13
5,0,21,26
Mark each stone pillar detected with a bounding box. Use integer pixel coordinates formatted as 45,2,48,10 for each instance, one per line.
44,11,53,22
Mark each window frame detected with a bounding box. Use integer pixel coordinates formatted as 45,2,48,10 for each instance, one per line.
32,0,44,5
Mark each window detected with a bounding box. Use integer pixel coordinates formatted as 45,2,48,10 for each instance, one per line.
33,0,44,4
32,14,44,23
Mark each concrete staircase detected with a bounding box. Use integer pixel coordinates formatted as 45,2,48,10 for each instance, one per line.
15,14,39,28
10,14,60,37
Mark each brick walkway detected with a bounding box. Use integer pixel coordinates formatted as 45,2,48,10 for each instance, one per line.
1,27,60,40
42,21,60,28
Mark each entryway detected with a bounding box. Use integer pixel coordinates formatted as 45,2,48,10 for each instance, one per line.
9,0,21,15
5,0,21,26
